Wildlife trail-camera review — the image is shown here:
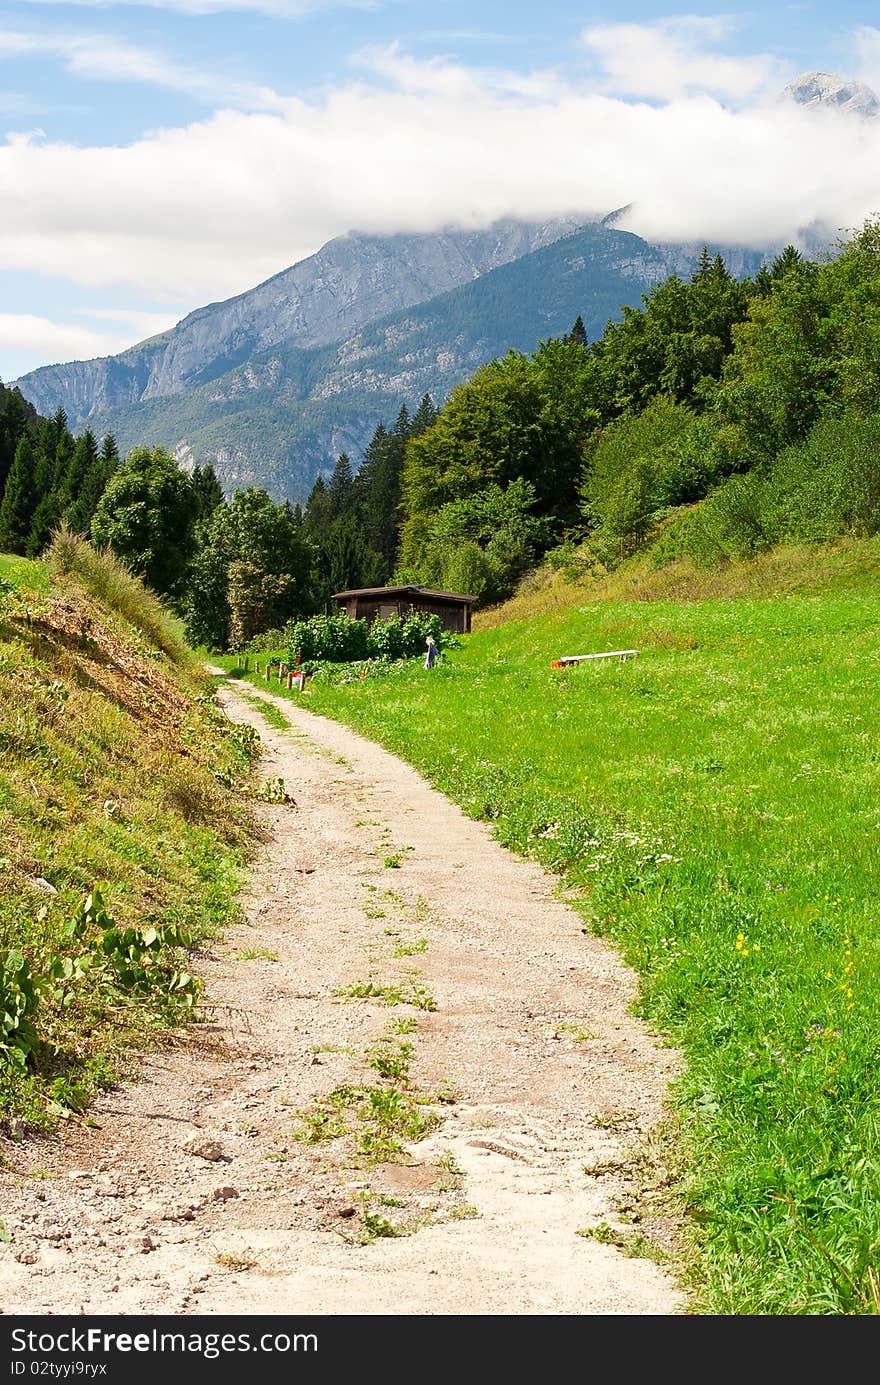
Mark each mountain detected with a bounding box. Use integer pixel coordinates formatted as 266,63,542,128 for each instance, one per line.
782,71,880,117
14,220,765,502
12,219,581,422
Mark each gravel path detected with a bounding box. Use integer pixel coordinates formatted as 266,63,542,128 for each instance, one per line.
0,677,685,1316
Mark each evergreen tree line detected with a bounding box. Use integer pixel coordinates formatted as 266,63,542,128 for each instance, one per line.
0,372,439,653
0,388,120,557
299,395,437,603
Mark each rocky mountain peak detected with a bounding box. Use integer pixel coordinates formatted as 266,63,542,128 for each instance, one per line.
782,71,880,117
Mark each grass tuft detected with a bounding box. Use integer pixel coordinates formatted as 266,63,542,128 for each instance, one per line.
46,525,191,667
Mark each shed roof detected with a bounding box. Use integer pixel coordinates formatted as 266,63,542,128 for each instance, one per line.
332,584,475,605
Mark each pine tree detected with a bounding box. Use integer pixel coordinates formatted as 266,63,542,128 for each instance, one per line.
411,394,437,438
692,245,714,282
0,436,37,553
100,434,120,470
355,410,410,570
771,245,803,280
26,416,74,556
753,264,774,297
26,491,64,558
566,314,588,347
66,435,119,536
0,385,35,500
191,463,224,520
327,453,354,519
61,430,99,513
303,475,334,545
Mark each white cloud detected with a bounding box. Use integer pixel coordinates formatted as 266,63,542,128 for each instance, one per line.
0,312,157,367
0,28,283,108
359,42,564,100
852,25,880,88
581,16,791,104
1,45,879,323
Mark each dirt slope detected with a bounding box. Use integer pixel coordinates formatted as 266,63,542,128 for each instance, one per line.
0,678,685,1316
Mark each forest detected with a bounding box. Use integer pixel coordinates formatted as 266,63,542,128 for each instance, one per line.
3,218,880,649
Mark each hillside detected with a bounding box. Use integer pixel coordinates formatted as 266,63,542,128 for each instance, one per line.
473,534,880,628
13,223,765,502
0,545,257,1124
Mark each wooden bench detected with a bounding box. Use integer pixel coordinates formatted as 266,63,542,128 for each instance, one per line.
550,650,638,668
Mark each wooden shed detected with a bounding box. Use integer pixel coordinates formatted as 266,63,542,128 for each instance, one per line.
332,585,475,634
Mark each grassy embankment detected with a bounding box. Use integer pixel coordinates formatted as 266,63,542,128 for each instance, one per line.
222,539,880,1314
0,539,258,1129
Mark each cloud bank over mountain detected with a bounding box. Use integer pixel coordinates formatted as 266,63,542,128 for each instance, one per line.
2,18,880,372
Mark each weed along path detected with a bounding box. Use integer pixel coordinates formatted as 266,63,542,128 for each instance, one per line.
0,676,684,1316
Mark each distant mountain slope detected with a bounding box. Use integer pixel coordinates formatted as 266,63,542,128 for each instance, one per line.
65,224,764,500
12,218,581,422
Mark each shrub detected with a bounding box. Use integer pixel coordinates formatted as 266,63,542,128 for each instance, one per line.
286,610,445,666
367,612,443,660
650,410,880,569
582,402,762,567
285,612,370,664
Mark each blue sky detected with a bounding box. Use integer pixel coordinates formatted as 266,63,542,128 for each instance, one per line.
2,1,880,379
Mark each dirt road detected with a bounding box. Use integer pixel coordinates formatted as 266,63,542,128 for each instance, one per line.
0,678,685,1315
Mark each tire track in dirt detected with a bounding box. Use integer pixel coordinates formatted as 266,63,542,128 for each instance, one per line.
0,677,685,1315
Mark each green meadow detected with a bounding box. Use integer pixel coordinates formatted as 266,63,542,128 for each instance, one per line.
230,586,880,1313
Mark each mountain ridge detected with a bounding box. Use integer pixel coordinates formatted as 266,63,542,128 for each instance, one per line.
12,218,583,420
13,220,768,501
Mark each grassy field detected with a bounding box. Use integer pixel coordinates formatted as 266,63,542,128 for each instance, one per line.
225,582,880,1313
0,552,258,1126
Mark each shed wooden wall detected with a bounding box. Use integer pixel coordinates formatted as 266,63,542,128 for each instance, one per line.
338,596,471,633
